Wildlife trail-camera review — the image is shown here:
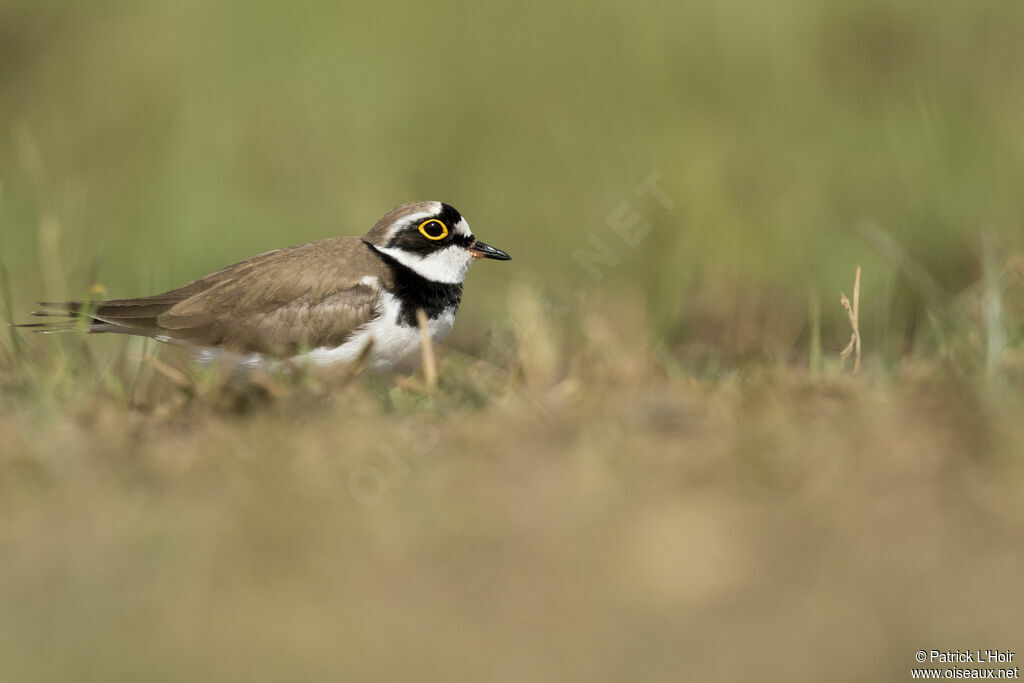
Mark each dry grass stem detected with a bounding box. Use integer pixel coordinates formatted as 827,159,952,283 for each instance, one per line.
416,308,438,392
840,266,862,375
14,124,65,300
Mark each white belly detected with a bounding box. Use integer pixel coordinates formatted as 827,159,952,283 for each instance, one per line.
302,292,455,369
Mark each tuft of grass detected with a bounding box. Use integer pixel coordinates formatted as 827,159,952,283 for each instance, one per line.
0,259,28,369
839,266,862,374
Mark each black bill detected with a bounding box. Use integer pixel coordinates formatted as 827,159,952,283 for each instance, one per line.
470,240,511,261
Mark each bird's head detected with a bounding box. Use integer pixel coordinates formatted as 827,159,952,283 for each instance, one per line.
363,202,510,284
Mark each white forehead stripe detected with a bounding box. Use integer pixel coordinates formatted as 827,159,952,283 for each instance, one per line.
453,218,472,238
385,202,445,241
375,244,474,284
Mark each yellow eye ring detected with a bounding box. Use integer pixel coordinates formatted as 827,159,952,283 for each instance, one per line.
418,219,449,241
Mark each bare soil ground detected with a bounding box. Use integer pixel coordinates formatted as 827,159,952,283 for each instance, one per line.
2,316,1022,682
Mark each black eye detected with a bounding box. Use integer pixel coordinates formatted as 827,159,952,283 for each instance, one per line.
418,219,448,240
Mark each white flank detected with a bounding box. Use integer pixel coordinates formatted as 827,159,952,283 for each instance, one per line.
304,291,456,368
192,292,455,370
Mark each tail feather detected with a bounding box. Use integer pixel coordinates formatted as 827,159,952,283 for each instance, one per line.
14,317,90,334
19,295,187,338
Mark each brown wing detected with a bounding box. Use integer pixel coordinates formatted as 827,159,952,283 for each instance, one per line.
28,237,386,357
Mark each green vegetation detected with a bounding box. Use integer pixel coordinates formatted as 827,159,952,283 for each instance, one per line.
1,1,1023,681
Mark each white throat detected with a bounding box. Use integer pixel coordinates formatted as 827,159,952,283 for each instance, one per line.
374,244,474,284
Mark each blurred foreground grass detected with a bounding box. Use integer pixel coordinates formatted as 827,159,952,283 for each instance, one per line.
2,0,1024,680
2,288,1024,682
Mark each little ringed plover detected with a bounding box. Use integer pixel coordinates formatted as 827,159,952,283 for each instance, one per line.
23,201,510,369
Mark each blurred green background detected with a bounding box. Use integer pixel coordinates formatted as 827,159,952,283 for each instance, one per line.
3,5,1024,682
2,0,1023,362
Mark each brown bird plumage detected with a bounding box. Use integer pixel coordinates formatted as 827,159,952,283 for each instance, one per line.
32,237,388,356
23,201,511,367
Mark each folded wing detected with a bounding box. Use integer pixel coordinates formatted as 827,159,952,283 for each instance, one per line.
24,238,382,357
